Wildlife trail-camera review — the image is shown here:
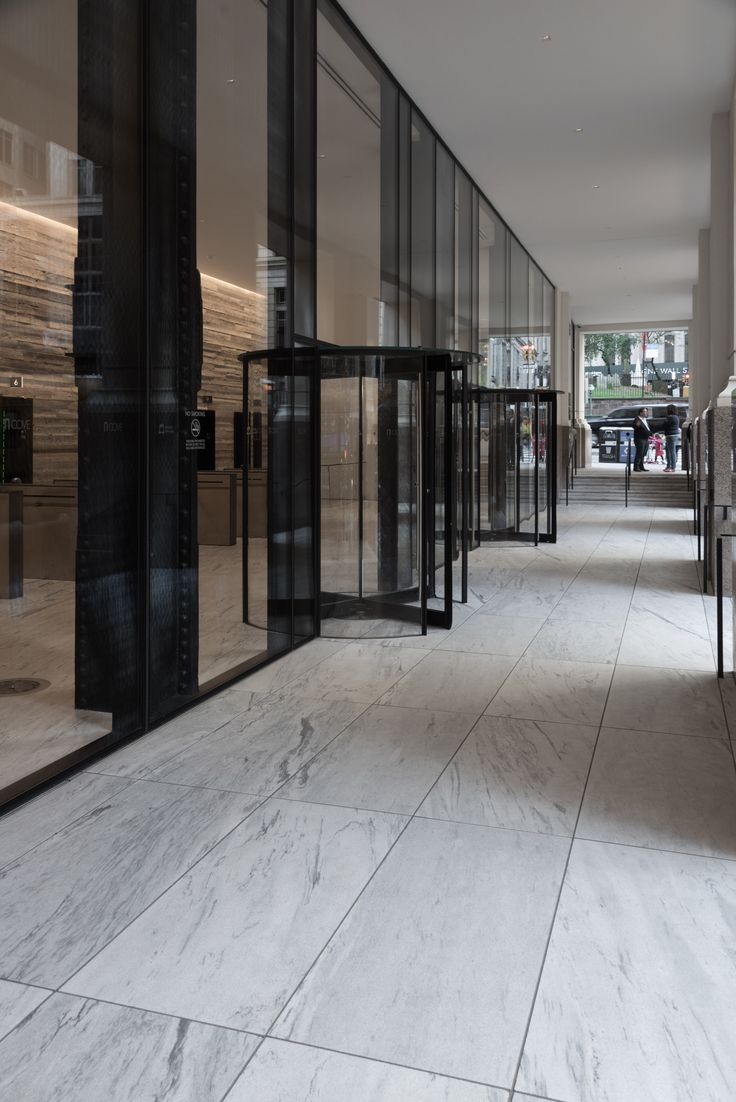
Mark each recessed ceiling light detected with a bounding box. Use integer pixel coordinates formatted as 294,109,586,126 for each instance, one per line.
541,34,552,41
318,153,327,159
575,127,583,133
592,184,601,189
226,78,236,84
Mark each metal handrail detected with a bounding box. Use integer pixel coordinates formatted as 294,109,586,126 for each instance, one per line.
715,533,736,678
624,438,631,507
564,432,577,506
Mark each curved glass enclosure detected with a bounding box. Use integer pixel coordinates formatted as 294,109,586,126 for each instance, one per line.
242,347,482,641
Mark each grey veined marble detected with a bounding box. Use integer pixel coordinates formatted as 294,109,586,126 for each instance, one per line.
0,994,258,1102
0,780,259,987
518,839,736,1102
150,696,366,796
0,979,50,1041
279,705,474,815
64,798,406,1032
419,715,597,835
225,1039,509,1101
0,772,130,870
274,817,568,1087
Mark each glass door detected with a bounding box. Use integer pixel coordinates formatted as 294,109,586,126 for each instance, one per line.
319,350,426,637
478,388,557,545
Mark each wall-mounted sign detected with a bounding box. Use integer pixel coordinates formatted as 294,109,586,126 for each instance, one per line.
1,397,33,483
184,408,216,469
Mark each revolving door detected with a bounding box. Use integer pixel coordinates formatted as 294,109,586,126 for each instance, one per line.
319,348,466,637
475,388,557,544
241,347,478,643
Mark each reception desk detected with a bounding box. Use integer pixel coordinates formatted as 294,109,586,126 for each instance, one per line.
0,490,23,598
22,484,77,581
198,471,236,546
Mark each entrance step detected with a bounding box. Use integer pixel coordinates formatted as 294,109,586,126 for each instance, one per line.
565,470,692,508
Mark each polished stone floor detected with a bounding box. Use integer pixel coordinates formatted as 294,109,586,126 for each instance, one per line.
2,502,736,1101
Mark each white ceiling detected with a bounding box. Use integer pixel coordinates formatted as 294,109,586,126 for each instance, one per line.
339,0,736,325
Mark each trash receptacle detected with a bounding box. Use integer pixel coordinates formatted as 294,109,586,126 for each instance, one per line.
617,430,633,464
598,427,618,463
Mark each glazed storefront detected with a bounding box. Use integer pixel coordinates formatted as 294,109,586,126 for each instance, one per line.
0,0,555,804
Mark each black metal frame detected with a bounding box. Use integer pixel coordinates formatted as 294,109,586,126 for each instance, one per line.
475,387,558,546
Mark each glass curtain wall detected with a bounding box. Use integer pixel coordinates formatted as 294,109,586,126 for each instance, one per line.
0,0,142,802
1,0,558,806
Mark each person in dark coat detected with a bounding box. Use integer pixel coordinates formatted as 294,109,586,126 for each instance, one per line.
663,403,681,471
633,407,653,471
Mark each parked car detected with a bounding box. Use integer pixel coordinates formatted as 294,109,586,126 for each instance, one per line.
589,402,689,445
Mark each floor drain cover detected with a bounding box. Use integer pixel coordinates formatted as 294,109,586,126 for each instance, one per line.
0,678,50,696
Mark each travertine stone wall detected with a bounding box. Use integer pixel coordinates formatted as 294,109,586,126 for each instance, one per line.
0,202,77,482
200,274,266,471
0,203,267,482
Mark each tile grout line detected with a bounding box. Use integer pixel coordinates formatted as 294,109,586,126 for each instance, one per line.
507,505,654,1098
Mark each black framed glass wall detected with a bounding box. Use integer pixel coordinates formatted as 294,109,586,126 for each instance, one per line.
1,0,558,806
0,0,145,803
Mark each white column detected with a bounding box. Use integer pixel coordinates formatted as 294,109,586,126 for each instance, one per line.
711,113,733,399
573,323,592,465
554,291,572,427
699,228,711,411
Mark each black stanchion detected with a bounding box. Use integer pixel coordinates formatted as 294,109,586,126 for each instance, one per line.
717,536,723,678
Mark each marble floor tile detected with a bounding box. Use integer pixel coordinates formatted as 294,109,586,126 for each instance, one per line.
64,799,406,1032
547,589,631,627
87,687,266,779
436,615,545,657
578,727,736,858
359,620,448,648
0,773,130,869
0,993,258,1102
378,652,516,715
602,665,727,737
279,706,474,814
480,585,565,619
284,643,428,704
0,980,50,1041
485,658,614,727
226,1039,509,1101
525,618,622,664
239,639,347,693
419,716,597,836
518,839,736,1102
150,697,366,796
0,780,258,987
617,607,714,672
273,818,568,1087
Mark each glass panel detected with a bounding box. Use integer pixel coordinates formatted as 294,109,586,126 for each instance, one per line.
410,112,435,346
320,352,423,638
529,262,544,387
427,366,448,611
320,357,361,622
518,399,536,535
542,278,555,388
484,394,518,539
316,7,382,344
191,0,276,693
509,238,530,388
455,169,474,354
0,0,142,798
537,398,549,537
435,143,455,348
479,199,509,387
